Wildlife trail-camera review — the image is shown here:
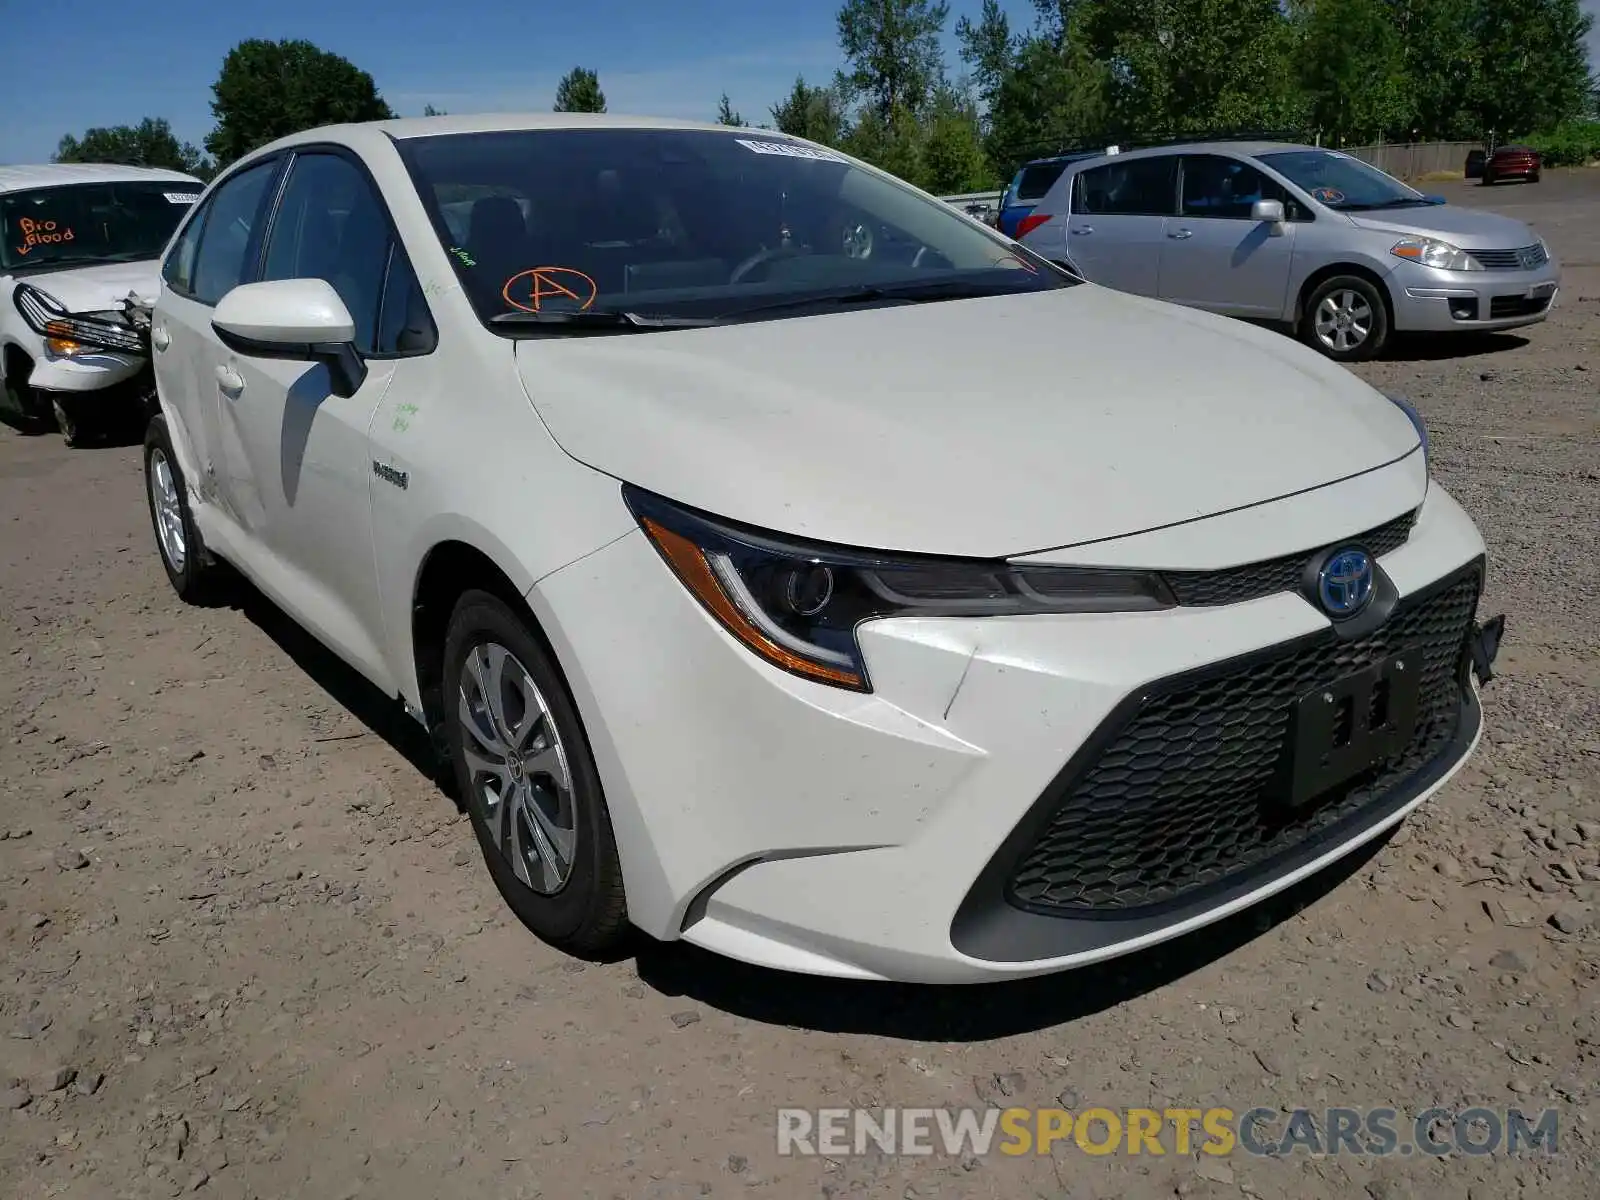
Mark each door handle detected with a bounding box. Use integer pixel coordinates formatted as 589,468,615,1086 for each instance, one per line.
150,326,171,352
214,363,244,395
1167,229,1194,240
1071,226,1093,235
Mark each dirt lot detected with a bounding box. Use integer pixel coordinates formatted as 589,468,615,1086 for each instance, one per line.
2,171,1597,1200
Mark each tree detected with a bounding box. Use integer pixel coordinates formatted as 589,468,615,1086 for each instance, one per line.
770,75,846,144
206,39,395,168
917,84,993,192
55,117,209,178
836,0,950,121
554,67,606,113
1470,0,1593,136
1298,0,1411,143
955,0,1016,110
423,103,447,116
717,93,746,126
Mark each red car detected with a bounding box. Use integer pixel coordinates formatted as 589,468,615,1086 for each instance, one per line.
1483,144,1541,185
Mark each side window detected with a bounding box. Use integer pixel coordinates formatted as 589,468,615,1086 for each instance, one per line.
1016,162,1068,203
1180,156,1288,220
260,153,391,354
162,205,207,293
375,248,437,356
1072,157,1176,216
190,160,279,306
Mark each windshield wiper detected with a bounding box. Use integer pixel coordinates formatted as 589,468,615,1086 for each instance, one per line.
717,278,1035,321
490,309,718,331
1342,198,1430,211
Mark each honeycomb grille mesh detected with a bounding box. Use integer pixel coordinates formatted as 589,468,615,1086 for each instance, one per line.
1008,567,1480,915
1163,510,1416,608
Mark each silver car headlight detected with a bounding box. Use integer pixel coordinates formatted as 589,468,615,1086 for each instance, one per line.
1390,237,1483,272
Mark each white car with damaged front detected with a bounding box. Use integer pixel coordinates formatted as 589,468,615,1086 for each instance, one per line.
142,113,1503,984
1,163,203,444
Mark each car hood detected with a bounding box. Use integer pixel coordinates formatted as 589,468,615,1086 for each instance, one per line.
1346,204,1539,249
513,285,1421,558
14,260,161,313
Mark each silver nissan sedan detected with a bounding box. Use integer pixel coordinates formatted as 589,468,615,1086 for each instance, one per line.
1016,142,1561,362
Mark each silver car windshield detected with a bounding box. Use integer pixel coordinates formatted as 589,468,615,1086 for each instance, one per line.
1258,150,1428,212
397,128,1071,330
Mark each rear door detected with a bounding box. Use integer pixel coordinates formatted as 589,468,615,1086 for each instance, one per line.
1066,155,1177,296
1159,154,1298,317
1000,160,1069,239
152,157,283,506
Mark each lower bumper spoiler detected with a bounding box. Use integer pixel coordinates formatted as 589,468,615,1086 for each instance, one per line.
1470,614,1506,685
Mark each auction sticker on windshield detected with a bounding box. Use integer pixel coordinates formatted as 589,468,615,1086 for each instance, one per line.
735,138,849,164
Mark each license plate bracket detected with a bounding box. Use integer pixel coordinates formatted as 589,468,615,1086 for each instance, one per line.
1285,652,1421,808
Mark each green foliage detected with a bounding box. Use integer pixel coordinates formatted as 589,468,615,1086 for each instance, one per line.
554,67,606,113
1470,0,1593,138
770,76,847,145
55,118,210,179
423,104,447,117
1298,0,1411,143
205,39,395,168
836,0,950,121
1526,119,1600,166
717,93,746,127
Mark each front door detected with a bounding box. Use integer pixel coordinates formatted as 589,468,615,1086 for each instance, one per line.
212,149,407,689
1158,155,1298,318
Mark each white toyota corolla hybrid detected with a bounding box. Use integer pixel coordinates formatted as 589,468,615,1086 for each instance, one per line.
143,114,1504,983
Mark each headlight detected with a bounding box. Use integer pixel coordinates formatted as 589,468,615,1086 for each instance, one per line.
1390,237,1482,272
625,486,1176,692
1384,391,1429,466
12,284,145,355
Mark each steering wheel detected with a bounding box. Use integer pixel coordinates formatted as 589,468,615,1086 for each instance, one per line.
730,243,804,285
841,220,874,260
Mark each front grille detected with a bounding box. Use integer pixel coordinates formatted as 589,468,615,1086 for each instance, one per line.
1008,566,1481,915
1488,294,1551,319
1466,244,1547,270
1162,510,1415,608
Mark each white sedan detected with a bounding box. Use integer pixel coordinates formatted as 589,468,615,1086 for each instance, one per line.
143,113,1502,984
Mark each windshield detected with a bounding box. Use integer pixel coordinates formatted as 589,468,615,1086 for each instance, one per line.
1,180,201,273
1257,150,1426,211
397,128,1070,330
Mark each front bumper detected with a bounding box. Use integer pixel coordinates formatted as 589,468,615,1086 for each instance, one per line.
30,348,149,394
534,482,1493,983
1391,258,1561,333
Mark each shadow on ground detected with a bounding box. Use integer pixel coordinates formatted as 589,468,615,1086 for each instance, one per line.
1386,331,1530,361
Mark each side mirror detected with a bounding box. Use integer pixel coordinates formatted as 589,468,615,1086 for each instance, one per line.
1252,198,1286,226
211,278,367,399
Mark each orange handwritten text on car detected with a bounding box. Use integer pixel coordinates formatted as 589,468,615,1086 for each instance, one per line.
502,266,598,313
14,216,76,255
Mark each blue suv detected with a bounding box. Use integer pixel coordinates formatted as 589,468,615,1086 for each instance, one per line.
998,153,1099,239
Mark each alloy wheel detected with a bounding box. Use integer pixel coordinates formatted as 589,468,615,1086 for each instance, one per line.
1313,289,1373,354
457,641,577,894
148,447,187,573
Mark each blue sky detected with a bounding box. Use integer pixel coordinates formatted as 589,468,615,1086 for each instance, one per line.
0,0,1035,164
1,0,1595,165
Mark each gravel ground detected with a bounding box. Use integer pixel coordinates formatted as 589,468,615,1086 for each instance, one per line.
2,172,1596,1200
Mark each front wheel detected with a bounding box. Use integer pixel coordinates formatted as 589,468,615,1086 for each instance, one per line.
1302,276,1389,362
443,591,629,957
144,415,224,603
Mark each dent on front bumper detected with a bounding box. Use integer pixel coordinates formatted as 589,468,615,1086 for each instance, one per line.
1391,258,1561,332
30,349,149,393
533,482,1497,983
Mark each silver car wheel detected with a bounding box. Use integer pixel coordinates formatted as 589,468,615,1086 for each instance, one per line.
1313,289,1374,354
148,447,187,573
457,641,577,894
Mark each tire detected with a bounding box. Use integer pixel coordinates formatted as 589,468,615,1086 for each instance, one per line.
1302,275,1389,363
1530,172,1541,184
442,590,628,956
1,373,51,434
144,415,222,602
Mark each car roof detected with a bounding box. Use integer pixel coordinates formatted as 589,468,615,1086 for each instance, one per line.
0,162,203,195
1060,141,1318,172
